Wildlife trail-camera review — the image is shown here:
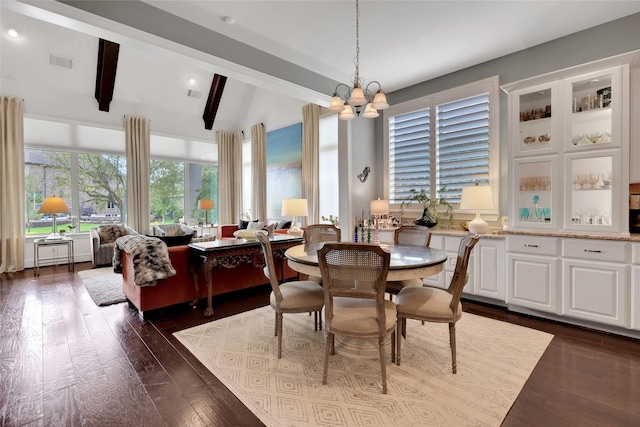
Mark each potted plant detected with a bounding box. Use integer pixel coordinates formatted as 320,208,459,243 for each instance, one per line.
400,187,453,228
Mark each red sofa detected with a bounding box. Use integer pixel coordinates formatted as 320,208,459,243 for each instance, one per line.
122,243,298,316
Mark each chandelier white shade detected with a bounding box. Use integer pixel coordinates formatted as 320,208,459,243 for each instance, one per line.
460,184,494,234
328,0,389,120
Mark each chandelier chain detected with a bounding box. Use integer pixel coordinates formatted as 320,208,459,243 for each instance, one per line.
354,0,360,85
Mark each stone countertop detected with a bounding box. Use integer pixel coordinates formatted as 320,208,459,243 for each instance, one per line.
428,228,506,240
504,229,640,242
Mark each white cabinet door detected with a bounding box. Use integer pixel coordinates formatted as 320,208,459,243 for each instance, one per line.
562,259,628,327
632,266,640,330
474,239,505,300
423,235,446,288
507,253,560,314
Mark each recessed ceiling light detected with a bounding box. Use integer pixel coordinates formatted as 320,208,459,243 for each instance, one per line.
589,79,599,84
6,28,21,39
189,78,196,85
223,16,236,25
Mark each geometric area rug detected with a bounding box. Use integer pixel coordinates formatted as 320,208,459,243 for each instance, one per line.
174,306,553,427
78,267,126,307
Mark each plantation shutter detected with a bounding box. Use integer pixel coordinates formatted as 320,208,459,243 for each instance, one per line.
436,94,490,204
388,108,430,205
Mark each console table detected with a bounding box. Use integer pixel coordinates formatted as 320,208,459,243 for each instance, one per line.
189,235,303,316
34,237,74,276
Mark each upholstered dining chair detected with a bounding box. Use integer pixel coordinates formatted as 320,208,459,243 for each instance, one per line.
395,232,479,373
386,225,432,299
317,243,395,394
256,233,325,359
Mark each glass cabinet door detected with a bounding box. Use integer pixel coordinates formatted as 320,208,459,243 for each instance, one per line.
566,67,622,151
511,82,559,156
566,150,621,232
513,156,558,229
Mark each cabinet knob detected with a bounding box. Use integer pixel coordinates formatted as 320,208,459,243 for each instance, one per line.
584,249,602,253
524,244,539,248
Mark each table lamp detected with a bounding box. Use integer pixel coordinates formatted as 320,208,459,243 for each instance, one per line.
282,198,308,237
38,196,70,240
198,199,214,226
459,184,494,234
370,198,389,228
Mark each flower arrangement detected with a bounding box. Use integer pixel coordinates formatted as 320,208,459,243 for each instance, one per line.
321,214,339,226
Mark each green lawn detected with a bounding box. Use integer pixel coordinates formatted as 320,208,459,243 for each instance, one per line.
25,223,104,235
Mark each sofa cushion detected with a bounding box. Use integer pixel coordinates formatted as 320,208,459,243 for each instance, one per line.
263,223,276,236
247,221,265,230
276,220,291,230
153,225,167,236
98,224,130,243
154,234,193,247
238,219,249,230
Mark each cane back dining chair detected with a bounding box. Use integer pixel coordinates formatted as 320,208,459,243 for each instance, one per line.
303,223,341,243
395,232,479,373
386,225,432,299
257,233,324,359
303,224,341,284
317,243,395,394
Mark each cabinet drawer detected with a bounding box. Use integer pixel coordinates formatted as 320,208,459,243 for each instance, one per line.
563,239,628,263
507,235,559,256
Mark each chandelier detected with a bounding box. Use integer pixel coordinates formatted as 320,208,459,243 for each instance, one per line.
328,0,389,120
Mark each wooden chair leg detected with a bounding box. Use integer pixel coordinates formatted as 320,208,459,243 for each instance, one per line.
396,318,403,366
391,330,396,364
322,332,332,385
449,322,457,374
378,335,388,394
274,311,278,336
277,312,283,359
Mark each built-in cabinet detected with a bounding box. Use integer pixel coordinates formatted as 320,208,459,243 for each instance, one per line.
425,233,504,302
507,235,561,314
631,244,640,330
505,64,629,235
561,239,629,327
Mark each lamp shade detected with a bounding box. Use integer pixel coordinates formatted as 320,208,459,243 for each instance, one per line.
459,185,494,211
371,91,389,110
348,85,367,107
328,95,345,111
339,103,355,120
198,199,214,210
370,198,389,215
361,103,379,118
38,196,70,215
281,198,308,217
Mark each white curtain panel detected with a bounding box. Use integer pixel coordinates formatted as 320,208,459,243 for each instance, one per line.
302,104,320,226
217,131,243,224
125,116,151,234
251,123,267,222
0,97,26,272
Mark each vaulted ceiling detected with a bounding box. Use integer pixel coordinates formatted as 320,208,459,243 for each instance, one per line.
2,1,640,144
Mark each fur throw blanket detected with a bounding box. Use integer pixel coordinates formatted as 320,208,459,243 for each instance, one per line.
113,235,176,287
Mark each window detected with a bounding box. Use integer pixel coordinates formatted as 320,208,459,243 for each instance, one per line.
384,76,499,211
319,114,339,222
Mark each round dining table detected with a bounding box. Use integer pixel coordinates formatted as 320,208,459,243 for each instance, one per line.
285,241,447,282
284,241,448,359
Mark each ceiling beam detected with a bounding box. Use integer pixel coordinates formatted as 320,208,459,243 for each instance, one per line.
95,38,120,112
203,74,227,130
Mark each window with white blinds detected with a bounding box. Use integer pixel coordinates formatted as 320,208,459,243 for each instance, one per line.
436,94,490,204
388,108,431,204
384,76,498,210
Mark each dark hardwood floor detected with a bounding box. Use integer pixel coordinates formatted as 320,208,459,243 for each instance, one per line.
1,263,639,426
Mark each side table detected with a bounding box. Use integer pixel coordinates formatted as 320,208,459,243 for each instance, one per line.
34,237,74,276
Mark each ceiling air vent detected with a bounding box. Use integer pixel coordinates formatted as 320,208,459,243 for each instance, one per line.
49,54,73,69
187,89,202,99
